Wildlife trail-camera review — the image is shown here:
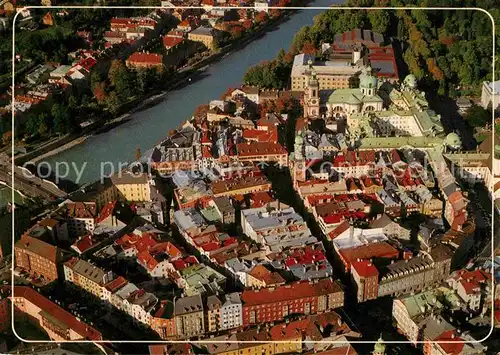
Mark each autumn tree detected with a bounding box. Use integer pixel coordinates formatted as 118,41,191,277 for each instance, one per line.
108,59,123,86
230,25,245,39
2,131,12,146
426,58,444,81
193,104,209,119
93,81,107,103
255,11,268,24
220,87,235,100
301,41,317,55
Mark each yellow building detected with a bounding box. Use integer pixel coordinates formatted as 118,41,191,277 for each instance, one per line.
273,339,302,354
63,258,113,299
188,26,216,50
111,171,151,202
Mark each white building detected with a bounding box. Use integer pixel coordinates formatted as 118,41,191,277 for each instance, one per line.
481,80,500,110
220,293,243,330
392,290,443,345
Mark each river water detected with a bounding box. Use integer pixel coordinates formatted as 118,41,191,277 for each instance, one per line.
44,0,337,184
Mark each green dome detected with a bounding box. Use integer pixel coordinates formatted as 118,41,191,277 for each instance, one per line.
295,134,304,145
445,132,462,149
373,335,386,354
404,74,417,88
360,72,378,89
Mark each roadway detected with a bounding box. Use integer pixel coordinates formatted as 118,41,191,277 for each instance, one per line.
0,154,66,201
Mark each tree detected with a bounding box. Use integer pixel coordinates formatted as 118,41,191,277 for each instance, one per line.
230,25,245,39
2,131,12,146
93,81,107,103
426,58,444,81
368,10,390,33
255,11,268,24
301,42,317,55
193,104,209,119
114,65,136,100
465,105,490,128
106,92,121,114
137,68,157,94
108,59,123,86
51,103,72,134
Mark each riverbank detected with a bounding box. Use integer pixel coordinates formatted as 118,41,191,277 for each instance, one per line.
37,0,334,184
13,8,300,166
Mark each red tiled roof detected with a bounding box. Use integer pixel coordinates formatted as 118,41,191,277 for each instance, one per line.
171,256,198,270
127,52,163,65
236,142,286,157
242,127,278,143
241,279,342,306
167,29,185,37
137,250,159,271
351,260,379,278
284,245,326,268
453,269,490,295
434,330,464,354
249,191,274,208
76,56,97,71
11,286,102,340
95,200,117,224
339,242,399,266
65,202,96,219
247,265,285,286
163,35,184,48
16,235,57,263
202,146,212,159
72,235,94,254
104,276,128,292
328,221,351,240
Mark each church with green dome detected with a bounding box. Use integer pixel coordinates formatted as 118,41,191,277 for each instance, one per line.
304,66,384,120
302,67,445,142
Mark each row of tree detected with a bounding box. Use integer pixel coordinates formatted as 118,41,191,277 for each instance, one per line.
91,59,173,114
243,49,295,89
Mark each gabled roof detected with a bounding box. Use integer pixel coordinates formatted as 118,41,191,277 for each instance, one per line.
240,279,342,306
16,234,58,263
351,259,378,278
11,286,102,340
247,264,285,286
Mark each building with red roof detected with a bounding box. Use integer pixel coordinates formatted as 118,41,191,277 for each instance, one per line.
14,233,60,282
246,264,286,289
351,260,379,302
150,300,176,340
241,279,344,326
126,52,164,69
10,286,102,340
236,141,288,167
337,241,399,272
242,126,278,144
163,35,184,50
446,269,491,311
70,234,96,255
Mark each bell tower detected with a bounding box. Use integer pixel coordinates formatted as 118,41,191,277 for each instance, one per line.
292,131,306,186
304,70,320,118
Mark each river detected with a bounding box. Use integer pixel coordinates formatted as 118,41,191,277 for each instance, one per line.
44,0,337,184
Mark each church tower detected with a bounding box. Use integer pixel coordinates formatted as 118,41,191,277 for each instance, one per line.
372,335,386,355
359,65,378,97
292,131,306,187
304,70,320,118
